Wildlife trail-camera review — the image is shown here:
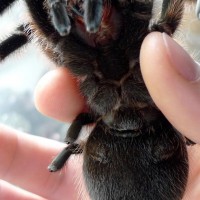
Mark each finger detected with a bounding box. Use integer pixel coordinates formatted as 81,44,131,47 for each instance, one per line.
34,67,85,122
0,124,89,200
0,180,46,200
140,32,200,143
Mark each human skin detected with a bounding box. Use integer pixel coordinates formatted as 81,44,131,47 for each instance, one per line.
0,32,200,199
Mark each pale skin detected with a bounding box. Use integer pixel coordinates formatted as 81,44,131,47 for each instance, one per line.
0,32,200,199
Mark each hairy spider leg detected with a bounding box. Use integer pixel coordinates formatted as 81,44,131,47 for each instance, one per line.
150,0,184,35
47,0,71,36
0,0,16,15
26,0,97,71
48,113,95,172
84,0,103,33
0,25,28,61
196,0,200,18
160,0,171,18
25,1,98,76
48,143,83,172
25,0,56,37
0,0,57,61
65,113,95,144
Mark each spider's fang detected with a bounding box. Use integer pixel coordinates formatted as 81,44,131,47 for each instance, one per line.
48,0,71,36
84,0,103,33
196,0,200,19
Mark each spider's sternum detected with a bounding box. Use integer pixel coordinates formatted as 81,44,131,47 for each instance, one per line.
82,55,152,132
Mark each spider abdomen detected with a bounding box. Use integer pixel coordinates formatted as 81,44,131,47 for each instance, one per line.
84,121,188,200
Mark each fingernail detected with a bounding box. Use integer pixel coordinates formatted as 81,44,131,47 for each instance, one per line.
162,33,200,82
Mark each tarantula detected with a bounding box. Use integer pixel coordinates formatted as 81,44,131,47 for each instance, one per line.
0,0,197,199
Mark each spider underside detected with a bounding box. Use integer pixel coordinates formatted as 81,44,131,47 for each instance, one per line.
0,0,196,199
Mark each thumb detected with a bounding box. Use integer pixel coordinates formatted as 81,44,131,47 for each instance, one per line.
140,32,200,143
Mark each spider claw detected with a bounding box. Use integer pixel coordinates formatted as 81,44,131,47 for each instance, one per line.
48,143,82,172
84,0,103,33
196,0,200,19
48,0,71,36
48,164,58,172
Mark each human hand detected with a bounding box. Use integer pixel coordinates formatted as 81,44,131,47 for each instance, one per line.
140,32,200,199
0,69,89,199
0,32,200,199
0,124,90,200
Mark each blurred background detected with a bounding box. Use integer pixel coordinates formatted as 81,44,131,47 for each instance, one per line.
0,0,67,141
0,0,199,141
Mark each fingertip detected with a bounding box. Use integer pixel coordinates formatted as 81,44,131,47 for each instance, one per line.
140,32,200,143
140,32,171,107
34,68,85,122
140,32,165,85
